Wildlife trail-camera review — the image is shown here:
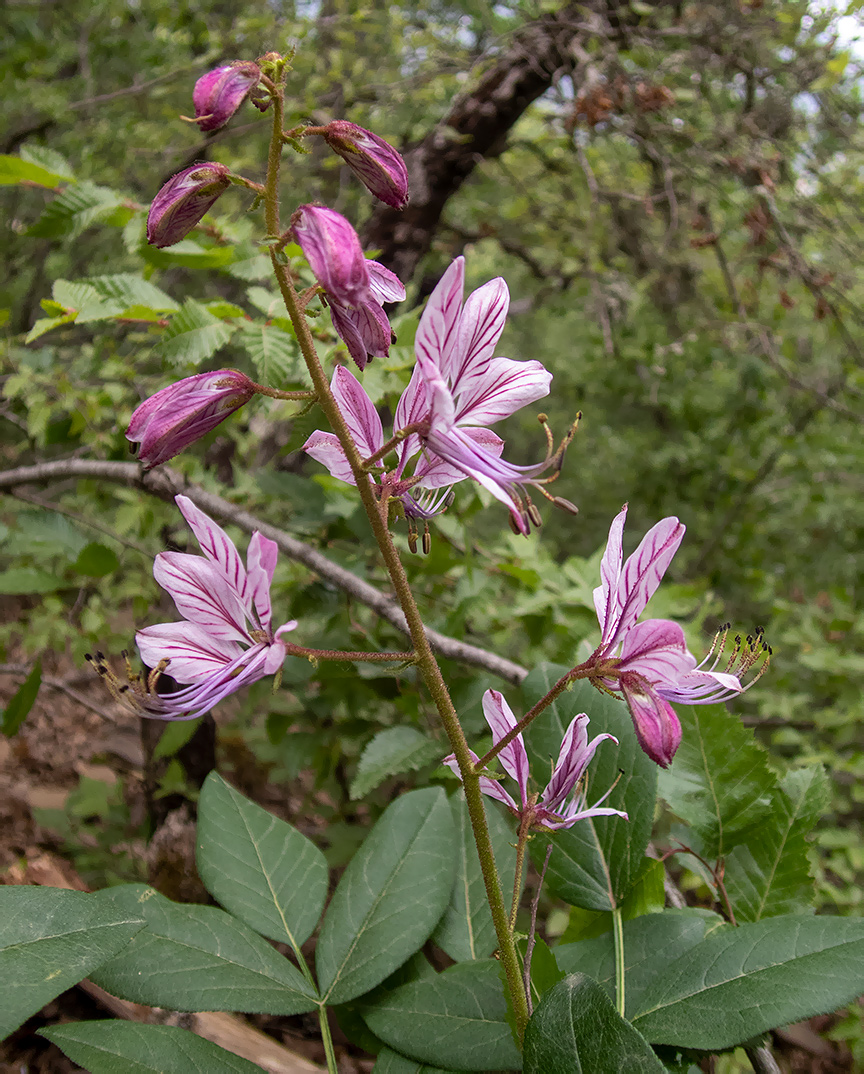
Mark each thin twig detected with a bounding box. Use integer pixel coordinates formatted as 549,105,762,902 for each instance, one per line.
0,663,115,721
522,842,554,1016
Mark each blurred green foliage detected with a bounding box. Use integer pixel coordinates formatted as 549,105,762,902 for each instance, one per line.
1,0,862,1016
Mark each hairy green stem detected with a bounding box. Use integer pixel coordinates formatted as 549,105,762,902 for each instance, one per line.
283,642,414,664
263,87,529,1041
613,904,626,1018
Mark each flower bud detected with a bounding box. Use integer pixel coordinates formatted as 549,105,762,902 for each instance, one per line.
292,205,371,307
127,370,255,468
193,62,261,132
146,163,231,248
321,121,409,209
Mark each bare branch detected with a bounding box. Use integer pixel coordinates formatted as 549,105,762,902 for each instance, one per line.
0,460,529,686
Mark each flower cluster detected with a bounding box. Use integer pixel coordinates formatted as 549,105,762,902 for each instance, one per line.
89,496,295,721
582,505,769,766
304,256,574,535
444,690,626,832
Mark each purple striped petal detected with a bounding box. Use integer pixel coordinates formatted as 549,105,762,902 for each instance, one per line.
541,714,618,812
443,752,521,813
136,622,242,684
176,495,248,604
620,674,682,767
593,505,627,640
153,552,250,642
599,514,685,650
413,429,504,490
414,258,464,378
329,299,393,371
482,690,528,805
367,260,406,304
453,354,552,427
617,619,697,683
247,532,278,631
450,277,508,389
331,365,383,459
303,430,356,485
394,365,432,472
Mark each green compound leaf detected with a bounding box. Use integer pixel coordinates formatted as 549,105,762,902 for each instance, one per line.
235,320,303,383
28,182,126,240
658,704,774,858
522,666,657,912
349,727,443,801
362,960,521,1071
632,914,864,1050
0,887,144,1039
555,908,727,1018
159,299,236,368
524,974,666,1074
431,791,517,962
89,885,318,1015
316,788,455,1006
1,659,42,736
373,1046,463,1073
41,1021,264,1073
197,772,328,948
0,153,73,188
724,765,831,922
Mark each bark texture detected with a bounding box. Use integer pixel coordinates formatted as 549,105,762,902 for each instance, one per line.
362,4,582,282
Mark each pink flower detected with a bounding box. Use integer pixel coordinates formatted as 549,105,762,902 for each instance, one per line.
444,689,626,831
126,496,296,720
192,63,262,132
410,257,560,534
587,505,761,767
292,206,405,369
321,121,409,209
127,370,256,468
146,163,231,248
303,365,485,519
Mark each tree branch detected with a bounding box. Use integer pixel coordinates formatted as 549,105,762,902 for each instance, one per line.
0,459,528,686
362,3,583,281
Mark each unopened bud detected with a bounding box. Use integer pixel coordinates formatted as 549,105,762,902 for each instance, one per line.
127,370,255,468
193,62,262,132
146,163,231,248
292,204,371,308
321,121,409,209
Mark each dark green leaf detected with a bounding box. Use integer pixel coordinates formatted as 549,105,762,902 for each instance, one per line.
350,727,443,800
432,791,517,962
658,704,774,858
316,788,455,1005
74,543,120,577
362,960,521,1071
724,765,831,922
41,1021,264,1073
524,974,666,1074
2,659,42,736
632,915,864,1049
89,885,318,1015
0,153,72,187
197,772,328,948
0,887,144,1039
373,1047,463,1073
522,667,657,911
555,908,727,1017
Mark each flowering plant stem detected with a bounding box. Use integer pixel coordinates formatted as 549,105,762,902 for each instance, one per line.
262,85,530,1042
476,663,590,772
